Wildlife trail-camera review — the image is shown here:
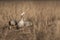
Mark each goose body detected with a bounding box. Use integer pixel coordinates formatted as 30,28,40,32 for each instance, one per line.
18,19,32,27
24,21,32,27
17,12,25,27
18,18,24,27
18,12,32,28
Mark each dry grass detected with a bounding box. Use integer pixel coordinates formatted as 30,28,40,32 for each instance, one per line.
0,1,60,40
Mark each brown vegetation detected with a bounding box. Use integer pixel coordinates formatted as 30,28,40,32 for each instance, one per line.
0,1,60,40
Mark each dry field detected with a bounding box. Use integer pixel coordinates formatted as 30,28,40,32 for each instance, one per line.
0,1,60,40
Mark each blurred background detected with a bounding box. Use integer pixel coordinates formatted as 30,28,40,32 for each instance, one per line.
0,1,60,40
